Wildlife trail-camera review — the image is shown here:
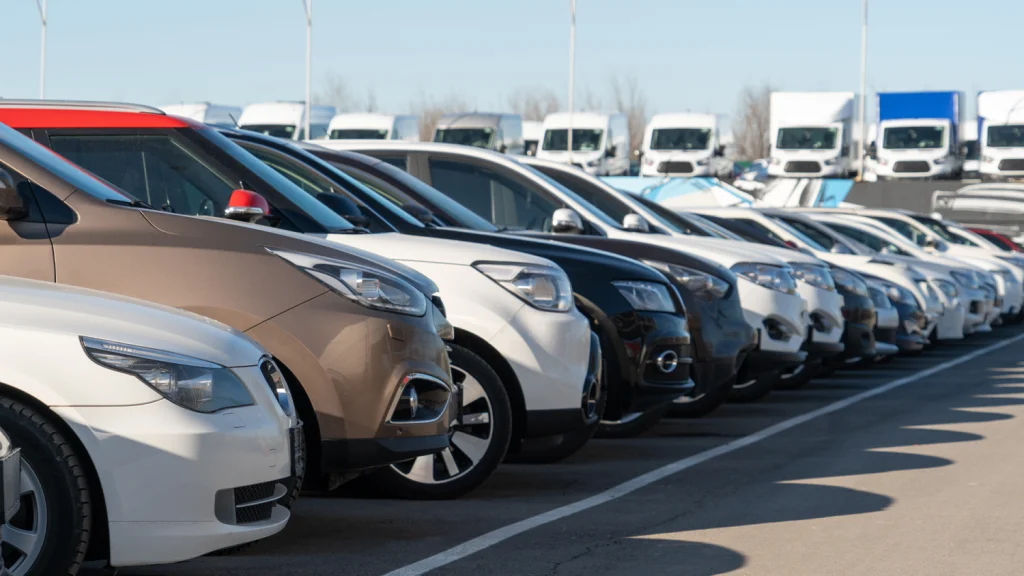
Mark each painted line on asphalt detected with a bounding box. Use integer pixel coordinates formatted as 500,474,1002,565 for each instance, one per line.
383,331,1024,576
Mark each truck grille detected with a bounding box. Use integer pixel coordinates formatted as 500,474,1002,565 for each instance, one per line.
784,161,821,173
893,161,930,173
233,480,279,524
998,159,1024,171
657,161,693,174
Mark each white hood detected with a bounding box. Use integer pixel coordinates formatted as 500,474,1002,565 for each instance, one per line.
621,234,792,268
325,232,554,268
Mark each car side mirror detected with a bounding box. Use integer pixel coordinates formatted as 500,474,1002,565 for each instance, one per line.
224,189,270,223
551,207,584,234
316,192,370,227
0,175,29,221
401,202,435,225
622,213,650,232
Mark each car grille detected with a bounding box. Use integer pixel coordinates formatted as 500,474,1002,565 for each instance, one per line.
893,161,930,173
784,161,821,173
657,161,693,174
233,480,278,524
998,159,1024,171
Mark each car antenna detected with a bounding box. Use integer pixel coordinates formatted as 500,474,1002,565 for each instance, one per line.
228,113,239,128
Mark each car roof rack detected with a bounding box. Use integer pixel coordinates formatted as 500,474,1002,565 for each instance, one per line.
0,100,164,114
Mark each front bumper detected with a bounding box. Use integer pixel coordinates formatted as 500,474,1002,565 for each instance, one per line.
525,331,603,437
798,284,845,347
736,279,808,356
54,390,292,567
605,310,695,415
767,161,845,178
682,285,757,396
893,301,929,352
873,161,955,179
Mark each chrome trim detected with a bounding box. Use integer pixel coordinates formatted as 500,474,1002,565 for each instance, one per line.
385,372,452,425
0,99,164,114
224,206,266,220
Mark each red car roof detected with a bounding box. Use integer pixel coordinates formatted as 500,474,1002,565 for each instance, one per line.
0,108,191,129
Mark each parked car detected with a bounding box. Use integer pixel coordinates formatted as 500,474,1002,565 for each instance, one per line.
227,133,701,434
0,276,295,573
965,227,1024,252
0,103,457,499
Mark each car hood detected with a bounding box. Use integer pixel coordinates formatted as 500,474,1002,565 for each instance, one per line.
324,232,554,268
620,234,798,268
0,276,264,367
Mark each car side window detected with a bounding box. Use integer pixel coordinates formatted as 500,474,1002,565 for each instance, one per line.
540,169,634,224
876,217,928,246
782,218,835,249
48,134,236,217
737,218,788,244
378,156,408,171
429,159,560,231
827,223,909,256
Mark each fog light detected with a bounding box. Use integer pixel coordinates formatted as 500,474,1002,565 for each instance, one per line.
388,374,451,423
763,319,793,341
810,312,834,333
654,350,679,374
394,386,419,421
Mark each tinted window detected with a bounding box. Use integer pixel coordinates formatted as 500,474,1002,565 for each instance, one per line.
778,217,835,249
824,223,911,256
241,124,297,139
874,216,930,246
330,129,389,140
630,196,710,236
377,156,408,171
429,160,561,231
535,167,634,225
435,128,494,148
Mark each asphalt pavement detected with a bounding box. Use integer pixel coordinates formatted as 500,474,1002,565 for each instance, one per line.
96,325,1024,576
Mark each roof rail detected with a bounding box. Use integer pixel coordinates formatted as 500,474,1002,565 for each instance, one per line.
0,100,164,114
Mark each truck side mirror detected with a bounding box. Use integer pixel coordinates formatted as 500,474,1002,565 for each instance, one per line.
317,192,370,227
551,208,584,234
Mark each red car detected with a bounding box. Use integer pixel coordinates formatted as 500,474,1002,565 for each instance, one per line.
969,228,1024,252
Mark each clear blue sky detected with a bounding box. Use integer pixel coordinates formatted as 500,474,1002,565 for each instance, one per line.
2,0,1019,122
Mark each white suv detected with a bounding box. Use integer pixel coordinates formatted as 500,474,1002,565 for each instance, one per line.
0,277,294,573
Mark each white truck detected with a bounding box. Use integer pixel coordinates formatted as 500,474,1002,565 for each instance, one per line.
977,90,1024,180
326,113,419,141
639,113,732,178
159,102,241,128
536,111,630,176
768,92,855,178
523,120,543,156
873,91,962,180
238,102,336,140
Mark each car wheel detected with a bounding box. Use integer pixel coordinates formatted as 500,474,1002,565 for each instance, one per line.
774,362,817,391
370,344,512,500
595,403,671,439
728,369,778,402
669,376,733,418
0,398,90,576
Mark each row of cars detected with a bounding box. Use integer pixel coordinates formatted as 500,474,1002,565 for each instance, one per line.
0,100,1019,575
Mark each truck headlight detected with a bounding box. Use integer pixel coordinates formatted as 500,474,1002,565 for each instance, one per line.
933,157,946,165
731,263,798,294
269,248,427,316
823,158,837,166
983,155,995,163
82,337,255,414
612,280,677,312
644,260,729,299
696,158,709,166
475,263,574,312
790,263,836,291
586,158,602,167
770,157,781,165
832,268,868,296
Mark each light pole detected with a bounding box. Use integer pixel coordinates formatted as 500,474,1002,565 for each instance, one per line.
36,0,47,99
855,0,868,180
567,0,575,157
301,0,312,140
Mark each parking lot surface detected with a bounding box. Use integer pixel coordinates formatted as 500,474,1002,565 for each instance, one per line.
99,326,1024,576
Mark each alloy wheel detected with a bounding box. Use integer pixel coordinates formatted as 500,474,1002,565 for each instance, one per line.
2,461,48,575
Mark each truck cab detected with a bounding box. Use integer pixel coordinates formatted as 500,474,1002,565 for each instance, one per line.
327,113,419,141
639,113,732,178
536,111,629,176
432,113,523,154
238,101,336,140
978,90,1024,180
767,92,854,178
873,91,962,180
159,102,241,128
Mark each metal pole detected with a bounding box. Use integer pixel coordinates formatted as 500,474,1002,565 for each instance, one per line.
567,0,575,159
302,0,312,140
856,0,868,180
36,0,47,99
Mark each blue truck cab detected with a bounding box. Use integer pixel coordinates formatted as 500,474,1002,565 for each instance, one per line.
874,91,962,180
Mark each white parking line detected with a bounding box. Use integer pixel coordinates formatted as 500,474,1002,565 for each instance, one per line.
383,332,1024,576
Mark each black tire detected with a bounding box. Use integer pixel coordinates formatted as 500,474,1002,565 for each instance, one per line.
504,423,597,465
362,344,512,500
595,403,671,439
774,362,817,391
278,423,306,509
668,377,733,418
728,370,778,402
0,397,91,576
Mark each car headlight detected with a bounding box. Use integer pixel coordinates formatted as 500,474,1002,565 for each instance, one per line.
932,278,959,299
82,337,255,414
268,248,427,316
644,260,729,299
950,270,979,290
731,263,798,294
790,263,836,291
832,268,868,296
867,286,893,309
612,280,677,312
475,263,574,312
866,279,916,306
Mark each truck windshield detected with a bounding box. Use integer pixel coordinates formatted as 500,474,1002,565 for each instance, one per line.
883,126,944,149
776,127,838,150
987,125,1024,148
239,124,297,139
649,128,711,151
434,128,494,148
542,129,604,152
329,129,388,140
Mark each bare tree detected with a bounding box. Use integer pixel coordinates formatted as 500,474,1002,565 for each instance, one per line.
365,88,379,113
732,83,773,161
610,75,649,158
579,87,603,111
409,93,469,141
315,74,355,112
508,88,560,121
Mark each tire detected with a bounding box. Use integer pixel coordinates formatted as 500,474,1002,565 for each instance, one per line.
774,362,817,391
363,344,512,500
728,370,778,402
0,397,91,576
668,377,733,419
277,423,306,509
595,403,671,439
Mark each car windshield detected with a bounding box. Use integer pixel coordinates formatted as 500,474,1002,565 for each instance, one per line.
776,127,838,150
883,126,944,149
909,215,971,244
649,128,711,151
627,195,711,236
987,125,1024,148
522,166,623,229
542,128,604,152
239,124,297,139
434,128,494,148
329,129,389,140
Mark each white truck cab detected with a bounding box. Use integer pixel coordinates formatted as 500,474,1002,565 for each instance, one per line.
432,113,524,154
978,90,1024,179
536,112,630,176
872,91,962,180
768,92,854,178
238,102,336,140
159,102,241,128
327,113,419,141
640,113,731,178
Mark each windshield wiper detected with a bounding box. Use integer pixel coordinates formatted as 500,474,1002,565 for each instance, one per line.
105,198,155,210
329,226,371,234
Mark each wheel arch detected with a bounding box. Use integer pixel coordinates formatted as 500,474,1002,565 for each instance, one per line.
268,359,322,490
452,328,527,446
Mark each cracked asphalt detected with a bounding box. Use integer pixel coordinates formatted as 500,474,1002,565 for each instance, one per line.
95,325,1024,576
